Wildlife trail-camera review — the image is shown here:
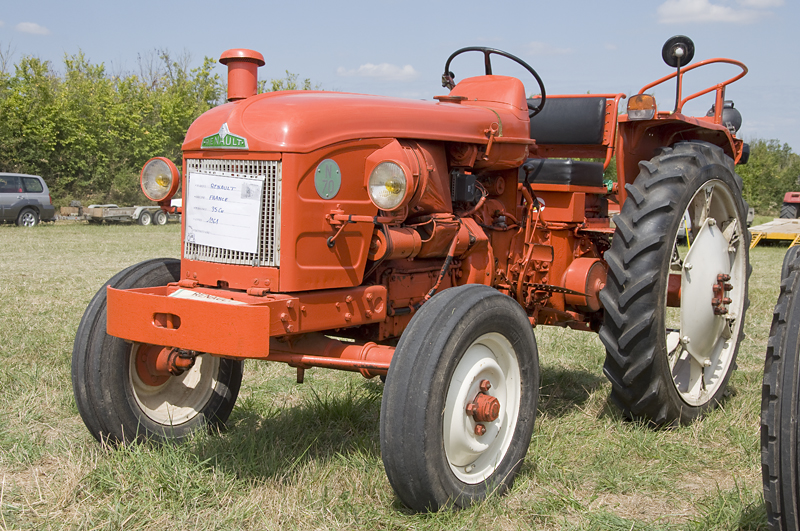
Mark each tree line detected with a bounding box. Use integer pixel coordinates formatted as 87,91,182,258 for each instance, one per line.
0,49,313,206
0,50,797,212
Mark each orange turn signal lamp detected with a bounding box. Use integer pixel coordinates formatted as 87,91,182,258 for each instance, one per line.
627,94,657,121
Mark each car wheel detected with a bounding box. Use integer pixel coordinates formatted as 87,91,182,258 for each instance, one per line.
16,208,39,227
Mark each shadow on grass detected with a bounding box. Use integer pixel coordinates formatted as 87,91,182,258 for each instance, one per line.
190,378,384,481
537,365,608,418
189,365,617,484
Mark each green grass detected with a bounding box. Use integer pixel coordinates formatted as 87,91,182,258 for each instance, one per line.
0,222,782,530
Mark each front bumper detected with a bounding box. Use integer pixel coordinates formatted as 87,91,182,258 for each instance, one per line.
106,284,388,358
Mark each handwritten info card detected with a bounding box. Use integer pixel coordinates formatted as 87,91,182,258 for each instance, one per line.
185,172,264,253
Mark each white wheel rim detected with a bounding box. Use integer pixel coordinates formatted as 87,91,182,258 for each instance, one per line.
129,345,219,425
21,212,35,226
443,332,521,484
666,179,746,406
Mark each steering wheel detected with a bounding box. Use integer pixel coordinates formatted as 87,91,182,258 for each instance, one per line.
442,47,546,117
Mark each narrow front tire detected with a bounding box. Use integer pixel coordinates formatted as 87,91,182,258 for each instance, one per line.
380,284,539,511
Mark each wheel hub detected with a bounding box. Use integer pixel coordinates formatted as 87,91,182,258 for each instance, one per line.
135,344,197,386
680,219,731,364
465,379,501,424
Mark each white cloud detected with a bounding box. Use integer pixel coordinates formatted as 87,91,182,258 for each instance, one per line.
657,0,766,23
525,41,571,56
738,0,783,7
16,22,50,35
337,63,419,82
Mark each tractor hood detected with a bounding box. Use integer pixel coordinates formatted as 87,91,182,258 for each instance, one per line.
183,83,531,154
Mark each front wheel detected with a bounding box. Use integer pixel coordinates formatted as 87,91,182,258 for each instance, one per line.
599,141,750,426
138,210,152,226
380,284,539,511
71,258,243,443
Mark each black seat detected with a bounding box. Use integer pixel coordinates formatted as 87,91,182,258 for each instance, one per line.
527,97,606,145
518,158,604,188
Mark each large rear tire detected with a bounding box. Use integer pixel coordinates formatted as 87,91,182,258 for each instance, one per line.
761,249,800,530
599,141,750,426
380,284,539,511
781,203,799,219
71,258,243,443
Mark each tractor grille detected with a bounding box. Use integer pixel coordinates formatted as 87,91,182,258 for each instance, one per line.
183,159,281,267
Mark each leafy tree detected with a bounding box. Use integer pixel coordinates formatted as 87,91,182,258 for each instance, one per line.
738,139,800,214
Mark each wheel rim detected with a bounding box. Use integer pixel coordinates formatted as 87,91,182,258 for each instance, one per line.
443,332,521,484
140,213,151,225
21,212,36,226
129,344,219,425
665,179,746,406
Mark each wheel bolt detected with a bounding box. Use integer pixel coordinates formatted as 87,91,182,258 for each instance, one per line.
474,424,486,436
479,379,491,393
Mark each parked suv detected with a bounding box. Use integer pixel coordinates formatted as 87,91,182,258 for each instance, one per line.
0,173,56,227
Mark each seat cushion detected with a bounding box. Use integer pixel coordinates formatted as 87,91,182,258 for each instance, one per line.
528,97,606,145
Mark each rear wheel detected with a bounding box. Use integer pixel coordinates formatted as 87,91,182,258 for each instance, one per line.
381,284,539,511
153,210,168,225
761,249,800,530
781,203,799,219
599,141,750,425
71,258,243,443
16,208,39,227
138,210,152,226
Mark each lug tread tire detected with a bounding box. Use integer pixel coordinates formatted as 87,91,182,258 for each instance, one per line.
71,258,243,444
761,250,800,530
599,141,750,426
380,284,539,511
781,203,799,219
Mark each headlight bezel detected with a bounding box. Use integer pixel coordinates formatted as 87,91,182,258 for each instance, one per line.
140,157,180,202
367,160,413,212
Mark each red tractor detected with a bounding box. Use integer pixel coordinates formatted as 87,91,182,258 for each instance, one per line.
72,35,750,511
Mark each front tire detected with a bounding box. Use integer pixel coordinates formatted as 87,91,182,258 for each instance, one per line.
380,284,539,511
138,210,152,226
71,258,243,443
599,141,750,426
761,249,800,530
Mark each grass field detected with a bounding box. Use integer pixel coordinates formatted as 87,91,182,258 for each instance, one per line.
0,222,784,530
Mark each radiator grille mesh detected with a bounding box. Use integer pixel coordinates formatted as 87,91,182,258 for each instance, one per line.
183,159,281,267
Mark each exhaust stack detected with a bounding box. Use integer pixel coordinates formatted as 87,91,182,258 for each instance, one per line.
219,49,265,102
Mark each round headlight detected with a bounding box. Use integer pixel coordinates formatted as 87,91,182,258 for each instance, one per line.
368,161,408,211
141,157,180,202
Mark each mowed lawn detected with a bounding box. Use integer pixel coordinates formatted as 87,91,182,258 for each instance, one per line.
0,222,780,530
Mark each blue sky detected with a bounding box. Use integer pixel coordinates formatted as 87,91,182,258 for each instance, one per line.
1,0,797,153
